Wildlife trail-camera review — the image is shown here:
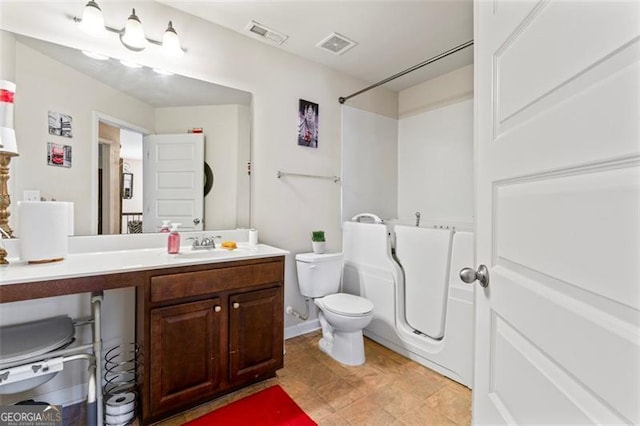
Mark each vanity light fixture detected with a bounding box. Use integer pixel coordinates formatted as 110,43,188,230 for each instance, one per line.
162,21,184,58
73,1,186,56
120,9,147,51
78,0,107,37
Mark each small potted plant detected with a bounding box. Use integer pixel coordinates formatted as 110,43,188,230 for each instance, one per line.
311,230,326,254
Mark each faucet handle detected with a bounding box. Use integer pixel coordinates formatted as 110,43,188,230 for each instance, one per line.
186,236,200,247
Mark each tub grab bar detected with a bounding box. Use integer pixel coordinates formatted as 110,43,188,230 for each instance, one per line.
351,213,384,224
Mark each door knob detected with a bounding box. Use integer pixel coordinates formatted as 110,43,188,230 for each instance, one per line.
233,302,240,309
193,218,201,225
214,305,221,312
459,264,490,288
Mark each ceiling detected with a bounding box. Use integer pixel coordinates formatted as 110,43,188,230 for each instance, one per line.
161,0,474,92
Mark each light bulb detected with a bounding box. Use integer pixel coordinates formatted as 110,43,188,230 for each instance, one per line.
79,0,107,37
162,21,183,57
121,8,147,51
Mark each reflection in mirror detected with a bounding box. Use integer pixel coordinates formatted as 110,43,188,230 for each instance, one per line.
5,30,252,236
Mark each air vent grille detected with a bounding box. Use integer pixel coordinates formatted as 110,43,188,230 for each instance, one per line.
316,33,357,55
245,21,288,45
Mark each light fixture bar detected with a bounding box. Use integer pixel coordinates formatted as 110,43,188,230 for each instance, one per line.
71,17,187,53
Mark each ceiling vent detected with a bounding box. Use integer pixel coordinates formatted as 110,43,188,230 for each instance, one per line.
245,21,288,45
316,32,357,55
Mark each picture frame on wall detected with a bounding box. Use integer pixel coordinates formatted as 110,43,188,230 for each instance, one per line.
47,142,72,168
48,110,73,138
298,99,319,148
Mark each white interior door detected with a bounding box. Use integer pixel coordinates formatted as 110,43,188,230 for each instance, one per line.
473,1,639,424
143,133,204,232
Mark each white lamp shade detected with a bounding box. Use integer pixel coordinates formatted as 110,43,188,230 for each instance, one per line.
162,22,183,57
79,1,107,37
0,127,18,155
121,9,147,50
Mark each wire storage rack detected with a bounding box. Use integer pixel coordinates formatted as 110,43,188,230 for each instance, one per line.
103,343,140,426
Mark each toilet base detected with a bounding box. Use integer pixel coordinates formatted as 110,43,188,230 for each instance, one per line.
318,330,366,366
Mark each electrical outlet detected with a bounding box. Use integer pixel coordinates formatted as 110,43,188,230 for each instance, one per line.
23,190,40,201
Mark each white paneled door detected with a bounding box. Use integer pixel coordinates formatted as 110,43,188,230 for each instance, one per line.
473,1,639,424
143,134,204,233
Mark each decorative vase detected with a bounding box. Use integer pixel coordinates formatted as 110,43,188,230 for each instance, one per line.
312,241,326,254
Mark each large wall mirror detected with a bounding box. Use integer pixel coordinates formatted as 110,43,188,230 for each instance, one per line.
5,31,252,236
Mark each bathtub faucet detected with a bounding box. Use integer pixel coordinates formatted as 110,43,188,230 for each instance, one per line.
415,211,421,227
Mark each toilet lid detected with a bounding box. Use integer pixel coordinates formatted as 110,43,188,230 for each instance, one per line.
321,293,374,317
0,316,75,364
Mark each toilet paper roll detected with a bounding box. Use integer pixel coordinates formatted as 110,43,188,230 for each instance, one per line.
18,201,68,263
105,411,135,425
105,392,136,416
249,228,258,246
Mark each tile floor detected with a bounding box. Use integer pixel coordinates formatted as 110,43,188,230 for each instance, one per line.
153,331,472,425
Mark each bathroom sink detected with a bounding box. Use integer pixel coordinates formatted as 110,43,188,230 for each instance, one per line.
168,247,248,259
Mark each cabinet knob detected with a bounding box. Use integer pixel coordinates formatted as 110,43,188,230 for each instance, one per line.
214,305,221,312
233,302,240,309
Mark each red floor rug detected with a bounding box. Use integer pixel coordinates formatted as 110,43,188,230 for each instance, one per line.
183,385,317,426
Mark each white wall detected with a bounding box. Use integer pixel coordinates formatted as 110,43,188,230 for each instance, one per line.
0,30,15,81
0,1,398,405
399,64,473,118
341,106,398,223
397,99,474,225
397,65,474,227
154,105,249,230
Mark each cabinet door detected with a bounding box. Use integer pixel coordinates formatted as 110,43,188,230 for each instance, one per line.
229,287,283,383
150,298,223,415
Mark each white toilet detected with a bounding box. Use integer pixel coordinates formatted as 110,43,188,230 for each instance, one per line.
295,252,374,366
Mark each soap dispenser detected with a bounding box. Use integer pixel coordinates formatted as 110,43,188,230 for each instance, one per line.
159,220,171,233
167,223,181,254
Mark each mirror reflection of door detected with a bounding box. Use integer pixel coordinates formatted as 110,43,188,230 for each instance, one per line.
143,133,205,232
98,121,144,234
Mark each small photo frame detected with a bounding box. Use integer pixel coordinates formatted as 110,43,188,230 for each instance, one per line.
48,110,73,138
298,99,319,148
47,142,72,168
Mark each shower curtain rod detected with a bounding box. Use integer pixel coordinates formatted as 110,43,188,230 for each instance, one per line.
338,39,474,104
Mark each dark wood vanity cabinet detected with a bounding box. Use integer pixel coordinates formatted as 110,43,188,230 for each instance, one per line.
229,287,283,383
149,298,223,415
137,257,285,424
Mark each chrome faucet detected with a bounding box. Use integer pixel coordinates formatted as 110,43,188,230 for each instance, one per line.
187,235,222,250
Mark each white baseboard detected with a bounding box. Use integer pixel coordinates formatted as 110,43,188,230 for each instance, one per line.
284,319,320,340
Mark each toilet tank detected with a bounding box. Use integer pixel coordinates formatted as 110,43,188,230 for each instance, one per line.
295,252,343,298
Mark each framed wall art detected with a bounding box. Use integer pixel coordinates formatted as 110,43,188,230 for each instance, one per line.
297,99,318,148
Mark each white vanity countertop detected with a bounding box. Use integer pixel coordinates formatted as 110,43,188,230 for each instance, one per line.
0,243,289,286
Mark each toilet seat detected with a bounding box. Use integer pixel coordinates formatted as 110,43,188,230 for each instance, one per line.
0,316,76,395
321,293,374,317
0,316,75,364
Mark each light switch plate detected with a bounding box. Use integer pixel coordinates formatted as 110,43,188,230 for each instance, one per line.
23,190,40,201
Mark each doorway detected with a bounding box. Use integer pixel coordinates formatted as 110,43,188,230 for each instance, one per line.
95,115,148,235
